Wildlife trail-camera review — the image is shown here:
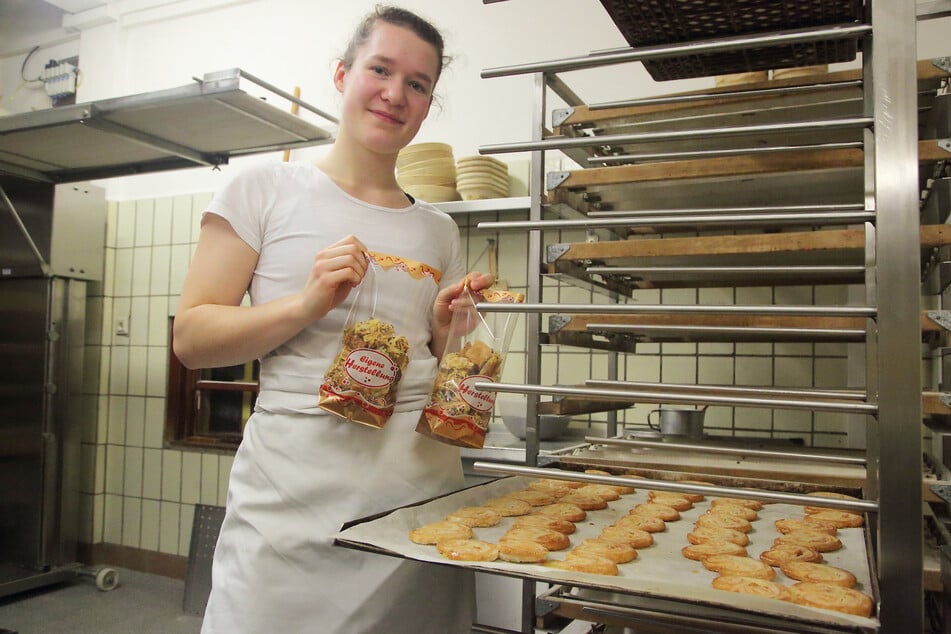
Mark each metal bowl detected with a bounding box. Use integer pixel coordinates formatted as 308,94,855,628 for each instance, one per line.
497,394,572,440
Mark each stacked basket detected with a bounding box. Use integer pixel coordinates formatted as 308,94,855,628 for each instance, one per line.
396,143,460,202
455,156,510,201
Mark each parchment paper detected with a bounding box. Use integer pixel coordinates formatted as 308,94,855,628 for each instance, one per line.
334,474,878,631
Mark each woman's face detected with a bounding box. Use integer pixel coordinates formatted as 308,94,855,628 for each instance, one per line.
334,21,440,156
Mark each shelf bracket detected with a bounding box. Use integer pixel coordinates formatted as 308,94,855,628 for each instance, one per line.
548,315,572,333
546,243,571,263
928,310,951,331
938,138,951,153
546,171,570,190
932,57,951,74
551,107,574,128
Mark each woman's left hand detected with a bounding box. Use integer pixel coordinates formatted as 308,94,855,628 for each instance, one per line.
430,272,495,358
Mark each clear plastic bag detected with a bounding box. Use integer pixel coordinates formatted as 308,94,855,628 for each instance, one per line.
417,283,524,447
318,259,411,428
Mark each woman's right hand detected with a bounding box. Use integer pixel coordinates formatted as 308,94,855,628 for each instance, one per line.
300,234,370,322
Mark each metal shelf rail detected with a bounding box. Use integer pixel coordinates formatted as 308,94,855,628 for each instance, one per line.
475,1,939,631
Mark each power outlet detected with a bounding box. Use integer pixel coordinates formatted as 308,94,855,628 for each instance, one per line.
116,317,130,336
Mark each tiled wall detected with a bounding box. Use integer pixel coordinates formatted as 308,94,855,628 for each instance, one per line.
78,191,854,557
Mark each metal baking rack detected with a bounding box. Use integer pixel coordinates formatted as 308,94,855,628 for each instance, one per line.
464,1,951,632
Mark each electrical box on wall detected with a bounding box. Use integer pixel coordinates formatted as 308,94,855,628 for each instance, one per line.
41,56,79,106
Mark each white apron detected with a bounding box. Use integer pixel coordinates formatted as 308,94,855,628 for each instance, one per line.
202,408,476,633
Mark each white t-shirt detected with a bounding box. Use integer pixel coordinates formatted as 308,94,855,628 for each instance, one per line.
205,160,466,415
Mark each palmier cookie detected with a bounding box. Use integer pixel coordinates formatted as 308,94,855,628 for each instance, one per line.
599,525,654,549
803,491,860,515
445,506,502,528
612,514,666,533
681,540,748,561
409,521,473,545
774,530,842,553
630,502,680,522
547,554,618,576
695,513,752,533
498,539,549,564
788,583,873,617
559,492,608,510
583,470,637,495
712,575,792,601
533,502,587,522
711,497,763,511
504,489,556,506
759,544,823,567
805,510,864,529
687,526,749,547
571,538,638,564
676,480,714,502
647,491,693,511
775,518,837,536
702,555,776,581
482,497,532,517
527,479,572,497
576,484,621,501
514,514,576,535
780,561,857,588
437,539,499,562
706,503,758,522
501,527,570,551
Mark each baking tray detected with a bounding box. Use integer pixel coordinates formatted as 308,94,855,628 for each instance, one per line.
334,474,878,632
599,0,864,80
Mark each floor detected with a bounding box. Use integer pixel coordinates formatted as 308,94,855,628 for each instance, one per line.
0,568,203,634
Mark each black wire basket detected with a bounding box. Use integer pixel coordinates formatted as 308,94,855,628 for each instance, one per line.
599,0,865,80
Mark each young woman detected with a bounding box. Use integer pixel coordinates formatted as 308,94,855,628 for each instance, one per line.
174,6,489,632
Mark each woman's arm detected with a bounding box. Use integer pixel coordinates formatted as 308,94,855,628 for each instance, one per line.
429,272,495,359
173,214,367,369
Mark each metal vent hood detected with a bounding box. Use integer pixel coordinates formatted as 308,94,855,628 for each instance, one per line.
0,68,338,183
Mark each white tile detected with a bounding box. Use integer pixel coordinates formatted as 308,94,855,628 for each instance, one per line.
662,342,696,356
735,342,772,356
816,357,848,387
774,356,814,388
736,287,772,304
115,201,136,248
775,342,813,357
171,196,194,244
144,397,165,449
735,357,773,386
162,450,182,502
146,346,168,398
107,396,126,445
113,249,133,299
734,408,772,431
125,396,146,446
153,197,173,246
85,297,103,346
661,357,697,384
140,499,161,551
102,247,116,298
79,493,94,543
218,455,233,506
815,411,850,433
148,296,170,347
661,288,697,305
169,244,192,296
134,199,154,247
149,245,171,296
92,493,105,543
179,503,196,556
123,446,143,497
201,453,220,505
122,497,142,548
96,395,109,449
698,287,735,306
95,443,105,493
106,201,118,248
129,296,150,346
698,342,734,355
181,452,202,504
80,389,98,443
103,494,123,544
698,356,734,385
159,501,181,555
99,297,114,349
132,247,152,298
774,285,813,305
80,444,97,494
774,409,812,433
127,346,148,396
624,355,660,382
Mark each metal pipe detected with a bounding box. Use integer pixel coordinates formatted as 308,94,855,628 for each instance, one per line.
0,185,51,276
585,379,867,401
589,436,867,466
477,211,873,232
586,265,866,276
479,117,872,155
588,80,864,110
588,323,866,340
237,69,339,124
587,204,864,217
475,303,877,317
471,462,879,513
481,24,872,78
473,382,878,415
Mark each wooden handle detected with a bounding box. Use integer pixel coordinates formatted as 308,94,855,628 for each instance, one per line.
282,86,301,162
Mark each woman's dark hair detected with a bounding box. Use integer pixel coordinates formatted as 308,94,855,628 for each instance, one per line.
342,5,448,84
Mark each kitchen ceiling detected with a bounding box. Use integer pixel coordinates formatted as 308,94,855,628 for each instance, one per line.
0,1,105,55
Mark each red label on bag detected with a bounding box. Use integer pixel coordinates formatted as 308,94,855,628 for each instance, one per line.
344,348,399,388
457,375,495,412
